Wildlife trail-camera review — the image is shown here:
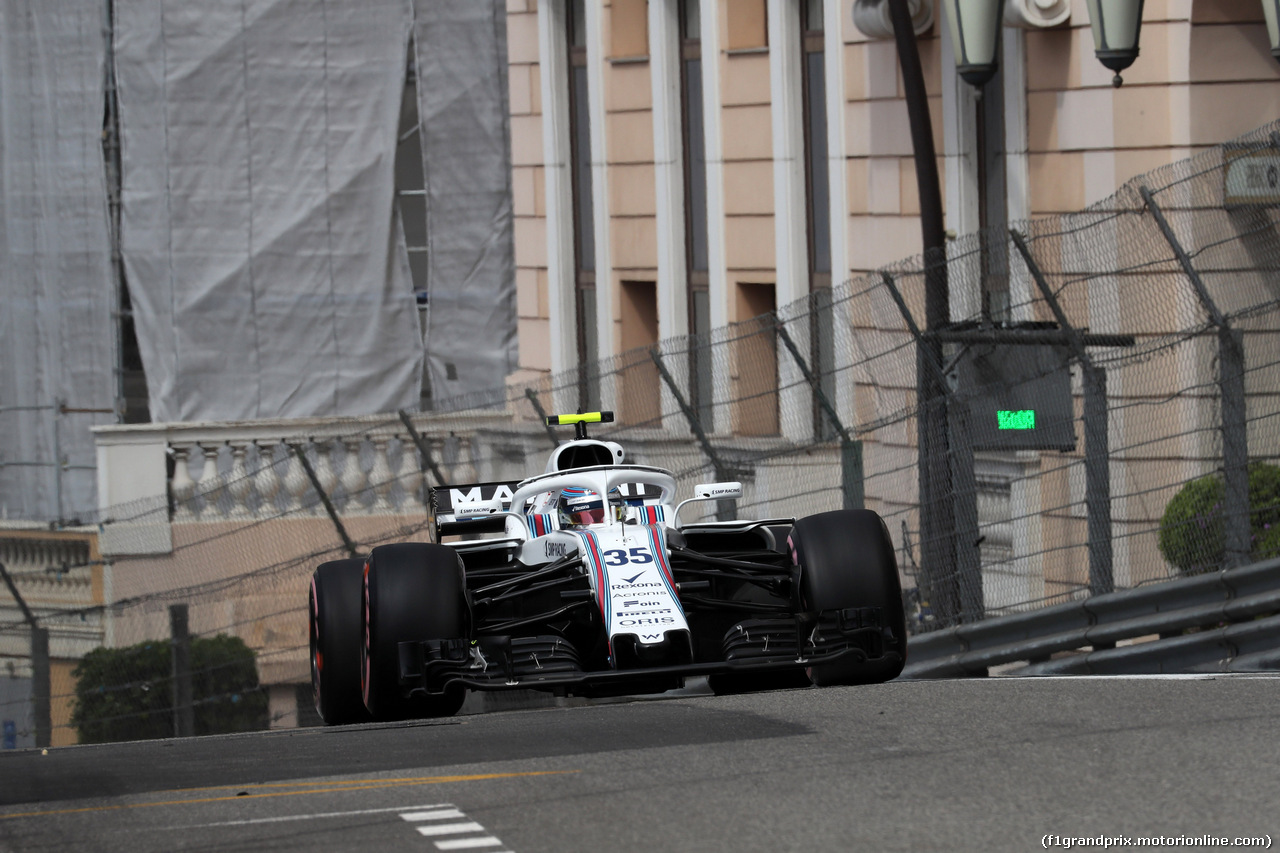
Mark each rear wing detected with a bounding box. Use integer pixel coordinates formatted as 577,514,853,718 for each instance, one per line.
431,478,668,539
431,481,521,538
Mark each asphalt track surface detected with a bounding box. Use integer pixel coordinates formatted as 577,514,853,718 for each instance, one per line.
1,675,1277,853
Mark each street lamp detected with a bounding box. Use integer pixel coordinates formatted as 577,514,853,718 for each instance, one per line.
1084,0,1144,87
1262,0,1280,63
941,0,1006,88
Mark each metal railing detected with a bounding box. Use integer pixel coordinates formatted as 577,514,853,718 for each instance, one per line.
903,556,1280,677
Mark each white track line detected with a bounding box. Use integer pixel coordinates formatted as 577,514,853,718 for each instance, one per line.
416,822,487,837
167,802,453,829
434,839,504,851
402,809,467,821
400,806,512,851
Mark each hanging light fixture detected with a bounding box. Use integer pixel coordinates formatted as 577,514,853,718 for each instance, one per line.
1085,0,1145,87
1262,0,1280,63
942,0,1006,88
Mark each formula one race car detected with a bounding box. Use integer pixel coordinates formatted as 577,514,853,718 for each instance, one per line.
309,412,906,723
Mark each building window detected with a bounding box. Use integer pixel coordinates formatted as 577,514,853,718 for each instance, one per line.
801,0,835,438
680,0,713,428
801,0,830,288
611,0,649,59
567,0,599,408
619,280,660,425
727,0,768,50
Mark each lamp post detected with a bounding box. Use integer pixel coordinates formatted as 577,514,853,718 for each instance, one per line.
1084,0,1145,86
884,0,960,624
1262,0,1280,63
941,0,1006,87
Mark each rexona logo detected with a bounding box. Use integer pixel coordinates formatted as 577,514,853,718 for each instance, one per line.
621,571,645,584
612,584,664,595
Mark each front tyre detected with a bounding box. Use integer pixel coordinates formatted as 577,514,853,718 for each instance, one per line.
361,543,469,720
791,509,907,686
310,558,371,725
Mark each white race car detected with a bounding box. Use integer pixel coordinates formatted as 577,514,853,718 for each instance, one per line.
309,412,906,722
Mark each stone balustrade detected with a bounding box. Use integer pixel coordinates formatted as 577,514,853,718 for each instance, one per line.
92,410,517,554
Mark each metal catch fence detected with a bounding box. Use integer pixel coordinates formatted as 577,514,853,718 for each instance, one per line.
3,122,1280,746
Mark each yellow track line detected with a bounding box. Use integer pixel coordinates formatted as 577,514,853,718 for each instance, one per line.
1,770,577,821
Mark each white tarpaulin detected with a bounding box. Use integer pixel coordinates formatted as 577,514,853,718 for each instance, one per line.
115,0,423,423
414,0,517,407
0,0,117,522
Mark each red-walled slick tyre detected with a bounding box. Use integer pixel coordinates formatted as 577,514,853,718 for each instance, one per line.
310,558,371,725
361,543,469,721
790,509,907,686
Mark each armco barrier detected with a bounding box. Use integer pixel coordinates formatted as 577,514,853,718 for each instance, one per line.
902,557,1280,678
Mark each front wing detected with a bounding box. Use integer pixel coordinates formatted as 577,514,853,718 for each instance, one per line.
396,605,900,698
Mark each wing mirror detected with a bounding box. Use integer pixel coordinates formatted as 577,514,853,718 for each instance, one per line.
674,482,742,528
694,482,742,500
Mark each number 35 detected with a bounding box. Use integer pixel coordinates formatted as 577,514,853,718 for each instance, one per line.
602,548,653,566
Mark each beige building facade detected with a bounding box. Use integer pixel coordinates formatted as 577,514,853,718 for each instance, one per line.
507,0,1280,389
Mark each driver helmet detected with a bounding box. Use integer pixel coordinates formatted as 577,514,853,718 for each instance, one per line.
558,486,626,528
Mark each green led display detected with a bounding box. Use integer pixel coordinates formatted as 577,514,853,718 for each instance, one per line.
997,409,1036,430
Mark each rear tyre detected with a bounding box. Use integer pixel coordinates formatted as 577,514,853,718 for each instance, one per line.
310,558,371,725
361,543,469,720
790,509,907,686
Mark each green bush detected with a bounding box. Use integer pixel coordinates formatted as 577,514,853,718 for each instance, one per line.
1158,462,1280,575
72,634,269,744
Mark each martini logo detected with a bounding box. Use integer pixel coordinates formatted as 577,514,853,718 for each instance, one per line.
447,484,514,506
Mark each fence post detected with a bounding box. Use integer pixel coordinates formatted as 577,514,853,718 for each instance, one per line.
840,440,864,511
522,389,562,448
31,627,51,749
772,316,864,510
1011,230,1114,595
1219,327,1250,567
1141,186,1250,568
649,348,736,521
397,410,449,488
170,604,194,738
290,444,359,559
947,404,984,619
1083,365,1114,594
0,561,52,747
881,272,977,624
